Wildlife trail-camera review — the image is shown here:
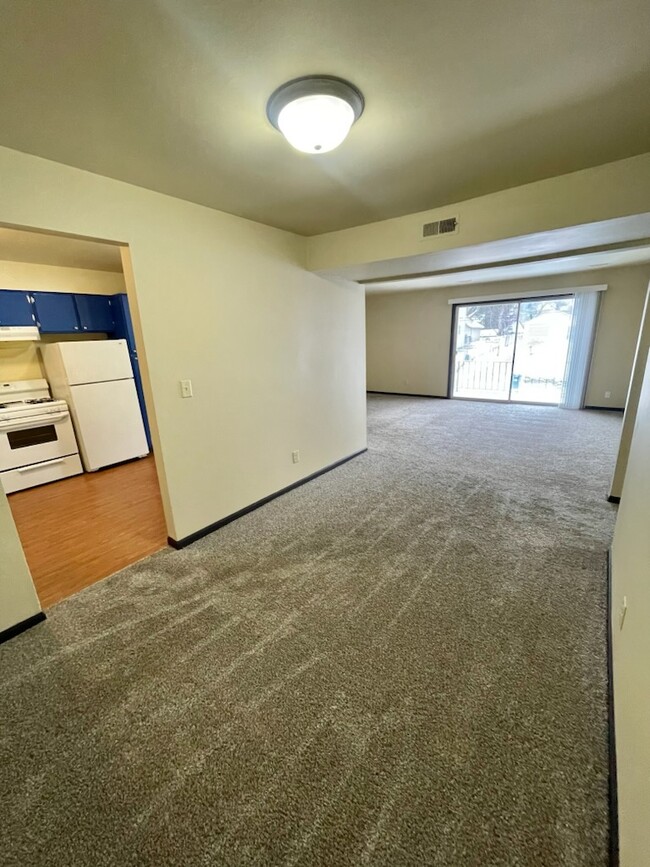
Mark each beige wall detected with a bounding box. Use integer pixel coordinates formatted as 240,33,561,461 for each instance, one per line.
308,152,650,275
0,146,366,579
0,259,125,294
589,271,650,408
0,260,124,381
611,352,650,867
366,265,650,406
0,342,42,381
0,490,40,632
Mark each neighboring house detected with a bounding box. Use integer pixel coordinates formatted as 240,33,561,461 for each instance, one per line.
457,317,484,346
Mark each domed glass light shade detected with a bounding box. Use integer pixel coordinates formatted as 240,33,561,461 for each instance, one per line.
267,76,364,154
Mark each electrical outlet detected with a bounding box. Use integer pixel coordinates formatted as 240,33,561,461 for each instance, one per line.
604,391,611,399
180,379,193,398
292,450,300,464
620,596,628,630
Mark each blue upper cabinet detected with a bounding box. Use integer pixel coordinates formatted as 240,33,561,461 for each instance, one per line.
32,292,80,333
31,292,115,334
74,294,114,333
0,291,35,326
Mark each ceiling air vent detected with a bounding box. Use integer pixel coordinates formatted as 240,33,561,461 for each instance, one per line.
422,216,459,239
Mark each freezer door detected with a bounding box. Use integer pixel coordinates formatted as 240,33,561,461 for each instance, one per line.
57,339,134,385
69,379,149,471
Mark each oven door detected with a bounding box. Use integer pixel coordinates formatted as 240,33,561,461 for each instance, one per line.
0,411,79,471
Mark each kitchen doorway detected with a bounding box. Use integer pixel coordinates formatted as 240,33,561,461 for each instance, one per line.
0,225,168,607
451,296,575,404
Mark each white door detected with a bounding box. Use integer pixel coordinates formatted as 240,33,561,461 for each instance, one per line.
69,379,149,471
59,339,133,385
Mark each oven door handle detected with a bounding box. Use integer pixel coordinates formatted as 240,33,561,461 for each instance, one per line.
16,457,67,472
0,411,70,431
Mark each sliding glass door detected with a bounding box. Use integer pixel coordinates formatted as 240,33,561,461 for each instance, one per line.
453,302,518,401
451,296,575,404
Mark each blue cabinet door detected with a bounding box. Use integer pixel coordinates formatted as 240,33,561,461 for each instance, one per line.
130,354,153,450
111,293,152,448
74,295,115,333
0,291,35,326
32,292,80,333
110,293,136,344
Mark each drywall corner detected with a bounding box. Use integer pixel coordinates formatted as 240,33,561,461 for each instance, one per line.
610,352,650,866
610,282,650,499
0,486,41,634
118,245,176,540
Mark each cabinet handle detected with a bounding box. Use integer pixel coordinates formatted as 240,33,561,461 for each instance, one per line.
83,326,88,330
74,326,79,331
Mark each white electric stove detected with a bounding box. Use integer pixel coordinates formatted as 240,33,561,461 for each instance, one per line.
0,379,83,493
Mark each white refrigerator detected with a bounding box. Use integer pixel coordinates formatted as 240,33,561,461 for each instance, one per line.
41,340,149,472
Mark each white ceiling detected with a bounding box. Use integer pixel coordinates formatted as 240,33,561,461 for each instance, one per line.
0,0,649,235
364,245,650,293
0,227,123,272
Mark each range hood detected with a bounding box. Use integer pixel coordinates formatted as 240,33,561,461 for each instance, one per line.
0,325,40,342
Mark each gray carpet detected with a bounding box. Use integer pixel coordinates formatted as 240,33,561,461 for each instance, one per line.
1,396,621,866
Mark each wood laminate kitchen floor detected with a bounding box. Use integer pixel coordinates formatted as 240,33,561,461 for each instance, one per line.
8,455,168,608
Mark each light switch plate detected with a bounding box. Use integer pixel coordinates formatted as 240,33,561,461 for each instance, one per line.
180,379,193,398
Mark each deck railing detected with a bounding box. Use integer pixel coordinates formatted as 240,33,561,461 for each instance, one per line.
454,358,512,394
454,356,565,400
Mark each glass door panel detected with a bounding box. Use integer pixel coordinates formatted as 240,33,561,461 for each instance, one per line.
452,295,575,405
452,302,519,401
510,297,574,404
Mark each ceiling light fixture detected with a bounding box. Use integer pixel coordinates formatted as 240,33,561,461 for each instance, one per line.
266,75,364,154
